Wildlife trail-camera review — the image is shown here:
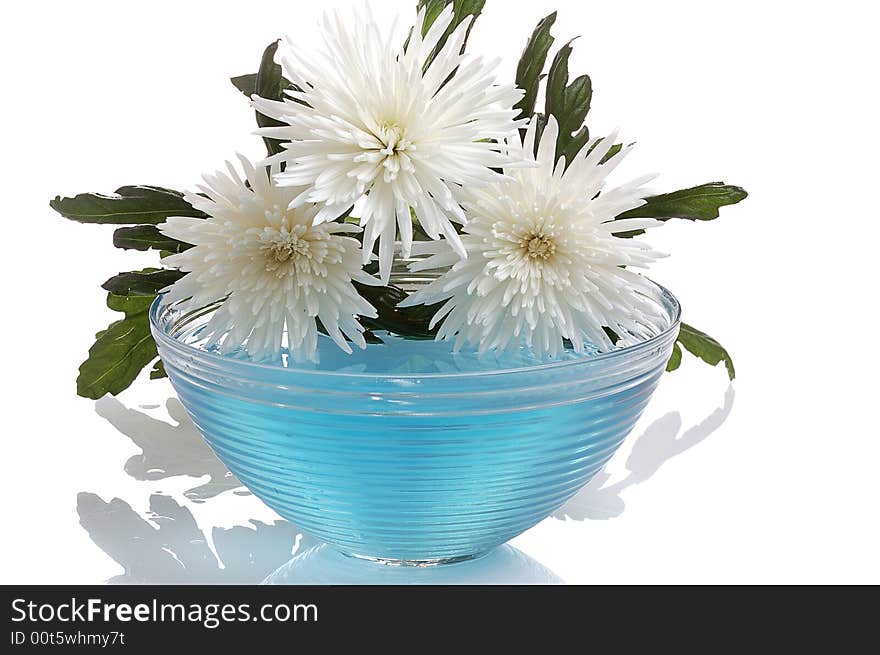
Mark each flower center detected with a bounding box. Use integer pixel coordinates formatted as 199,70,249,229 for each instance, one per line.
523,233,556,260
259,224,312,271
376,121,414,182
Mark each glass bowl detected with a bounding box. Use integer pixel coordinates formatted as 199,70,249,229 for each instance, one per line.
150,276,680,565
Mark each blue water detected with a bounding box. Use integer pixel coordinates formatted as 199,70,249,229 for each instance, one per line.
158,308,673,562
188,328,601,374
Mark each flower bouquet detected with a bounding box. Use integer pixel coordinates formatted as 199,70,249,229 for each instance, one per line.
52,1,745,564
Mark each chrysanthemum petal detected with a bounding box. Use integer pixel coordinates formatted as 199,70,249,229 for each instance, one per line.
157,157,377,361
402,116,666,356
252,5,525,283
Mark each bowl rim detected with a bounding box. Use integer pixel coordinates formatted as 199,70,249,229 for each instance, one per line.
149,279,681,381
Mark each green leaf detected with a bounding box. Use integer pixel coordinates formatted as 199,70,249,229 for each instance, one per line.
561,125,590,166
416,0,449,36
452,0,485,35
666,341,683,372
232,56,295,101
614,182,749,236
676,322,735,380
232,41,301,157
363,330,384,345
586,138,622,164
529,113,549,154
149,359,167,380
77,293,158,399
106,293,154,316
603,326,621,345
254,40,288,157
545,40,592,161
230,73,258,96
255,42,284,102
417,0,485,70
101,268,185,296
514,12,557,120
50,186,206,225
354,281,439,339
112,225,192,253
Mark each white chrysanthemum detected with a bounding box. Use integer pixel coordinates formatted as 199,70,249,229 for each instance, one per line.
252,5,526,283
158,155,379,361
400,116,667,357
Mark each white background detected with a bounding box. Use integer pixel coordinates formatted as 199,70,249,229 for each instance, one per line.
1,0,878,584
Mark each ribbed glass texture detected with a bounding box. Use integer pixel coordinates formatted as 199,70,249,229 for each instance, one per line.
151,280,680,563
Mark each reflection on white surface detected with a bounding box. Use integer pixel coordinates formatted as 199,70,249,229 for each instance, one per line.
76,491,560,584
95,397,244,501
79,385,732,584
262,544,562,585
555,385,735,520
77,492,311,584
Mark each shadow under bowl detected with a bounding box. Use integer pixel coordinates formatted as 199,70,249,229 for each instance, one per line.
150,281,680,564
261,543,563,584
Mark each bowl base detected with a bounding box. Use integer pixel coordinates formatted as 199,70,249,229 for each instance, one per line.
261,543,563,584
342,550,489,568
